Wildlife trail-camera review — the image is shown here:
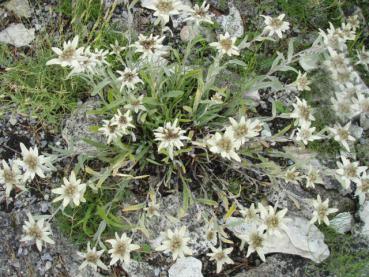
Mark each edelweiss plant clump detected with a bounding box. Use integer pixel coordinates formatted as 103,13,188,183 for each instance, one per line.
4,0,366,275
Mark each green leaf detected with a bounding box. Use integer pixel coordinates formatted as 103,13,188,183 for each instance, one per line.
162,90,184,98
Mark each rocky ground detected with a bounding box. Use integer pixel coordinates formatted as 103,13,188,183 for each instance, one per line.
1,0,369,276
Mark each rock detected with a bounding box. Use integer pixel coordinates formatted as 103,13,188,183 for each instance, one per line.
215,2,244,37
126,195,211,256
227,216,330,263
0,211,103,277
3,0,32,18
234,254,306,277
124,260,157,277
61,98,105,155
330,212,354,234
0,23,35,47
359,201,369,238
168,257,203,277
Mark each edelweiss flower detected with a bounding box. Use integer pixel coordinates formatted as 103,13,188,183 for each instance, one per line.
227,117,262,147
338,22,356,41
347,15,360,31
110,40,125,56
331,94,354,120
78,242,108,271
0,159,24,197
93,48,110,66
141,0,187,25
329,122,355,152
310,195,338,226
154,119,189,160
294,71,311,91
259,205,288,236
207,246,234,273
155,226,192,260
330,67,357,86
284,166,300,185
320,23,346,51
52,171,86,208
112,110,135,134
290,97,315,126
336,156,367,189
185,1,213,26
239,203,259,223
99,119,124,144
144,200,160,218
210,92,223,104
46,36,84,67
356,46,369,66
132,34,167,60
124,95,146,113
294,122,320,145
325,49,350,73
243,227,267,262
117,68,143,91
261,14,290,39
106,233,140,266
355,172,369,205
208,130,241,162
21,213,55,251
305,166,324,189
352,93,369,115
210,32,239,57
19,143,53,182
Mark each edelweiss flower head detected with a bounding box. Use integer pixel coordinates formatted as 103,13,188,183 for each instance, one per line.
294,71,311,91
208,129,241,162
320,23,346,51
310,195,338,226
294,121,320,145
338,22,356,41
110,40,125,56
325,49,350,73
305,166,324,189
228,117,262,147
124,95,146,113
106,233,140,265
210,92,223,104
144,200,160,218
154,119,189,160
261,14,290,39
239,203,259,223
284,166,300,185
112,110,135,134
329,122,355,152
185,1,213,26
117,68,143,91
243,226,267,262
132,34,167,60
347,15,360,31
355,172,369,205
141,0,187,25
46,36,84,68
352,93,369,115
99,119,124,144
210,32,239,57
336,156,367,189
331,94,354,120
356,46,369,66
19,143,53,182
207,246,234,273
290,97,315,126
0,159,24,197
78,242,108,271
52,171,86,208
155,226,192,260
21,213,55,251
259,205,288,236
